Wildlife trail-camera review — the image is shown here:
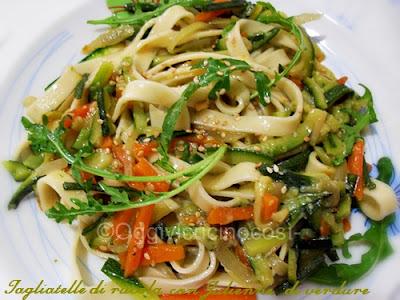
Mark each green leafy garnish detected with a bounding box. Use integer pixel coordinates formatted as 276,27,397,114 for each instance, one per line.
89,0,238,26
45,146,226,223
22,117,65,155
101,258,159,300
377,157,394,184
310,214,395,285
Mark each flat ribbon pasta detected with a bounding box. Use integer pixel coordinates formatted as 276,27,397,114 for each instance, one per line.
26,67,82,123
193,77,303,136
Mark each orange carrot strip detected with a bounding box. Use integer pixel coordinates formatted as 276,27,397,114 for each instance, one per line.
195,9,229,22
347,140,365,201
123,205,154,277
113,209,135,245
132,158,170,192
100,136,113,149
261,193,280,222
320,219,330,237
133,140,158,158
343,217,351,233
207,207,253,225
337,76,348,85
73,104,90,118
141,244,185,266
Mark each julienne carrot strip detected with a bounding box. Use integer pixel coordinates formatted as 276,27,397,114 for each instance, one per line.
337,76,348,85
347,140,365,201
195,9,229,22
194,0,231,22
122,204,155,277
207,207,253,225
112,209,135,245
73,104,90,118
320,219,330,237
235,245,250,268
133,140,158,158
100,136,113,149
343,217,351,233
63,116,72,128
141,244,185,266
261,193,280,222
132,158,170,192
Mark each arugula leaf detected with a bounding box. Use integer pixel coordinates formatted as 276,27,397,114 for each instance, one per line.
89,0,211,26
377,157,394,184
309,214,395,285
98,182,130,204
257,14,305,85
22,117,65,155
254,71,271,106
46,146,227,223
102,258,159,300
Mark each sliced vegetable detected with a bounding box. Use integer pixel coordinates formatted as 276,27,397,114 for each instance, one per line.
207,207,253,225
141,244,185,266
207,147,273,165
244,233,287,257
304,77,327,109
324,84,353,107
8,174,40,209
101,258,159,300
122,204,154,277
261,193,279,222
347,140,364,201
3,161,32,182
248,28,280,51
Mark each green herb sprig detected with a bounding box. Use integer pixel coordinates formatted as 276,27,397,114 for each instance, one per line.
46,145,226,223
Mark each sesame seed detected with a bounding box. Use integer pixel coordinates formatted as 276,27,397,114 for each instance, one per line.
273,164,280,172
195,211,201,218
219,88,226,95
224,60,231,66
281,185,288,194
193,77,199,84
143,137,151,143
97,119,104,124
204,60,208,66
216,71,224,76
198,145,205,152
304,136,311,142
266,166,273,173
230,66,236,71
144,253,151,260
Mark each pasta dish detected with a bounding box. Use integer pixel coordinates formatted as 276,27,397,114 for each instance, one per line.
4,0,398,298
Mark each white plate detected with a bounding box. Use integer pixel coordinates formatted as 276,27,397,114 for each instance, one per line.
0,1,399,299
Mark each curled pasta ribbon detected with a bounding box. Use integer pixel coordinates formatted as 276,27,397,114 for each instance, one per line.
170,242,207,276
26,67,81,123
170,156,243,212
359,179,398,221
36,170,87,212
140,249,217,293
112,80,190,130
193,77,303,136
305,151,336,178
202,162,260,191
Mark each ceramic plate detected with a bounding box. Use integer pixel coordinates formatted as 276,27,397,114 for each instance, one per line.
0,1,399,299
